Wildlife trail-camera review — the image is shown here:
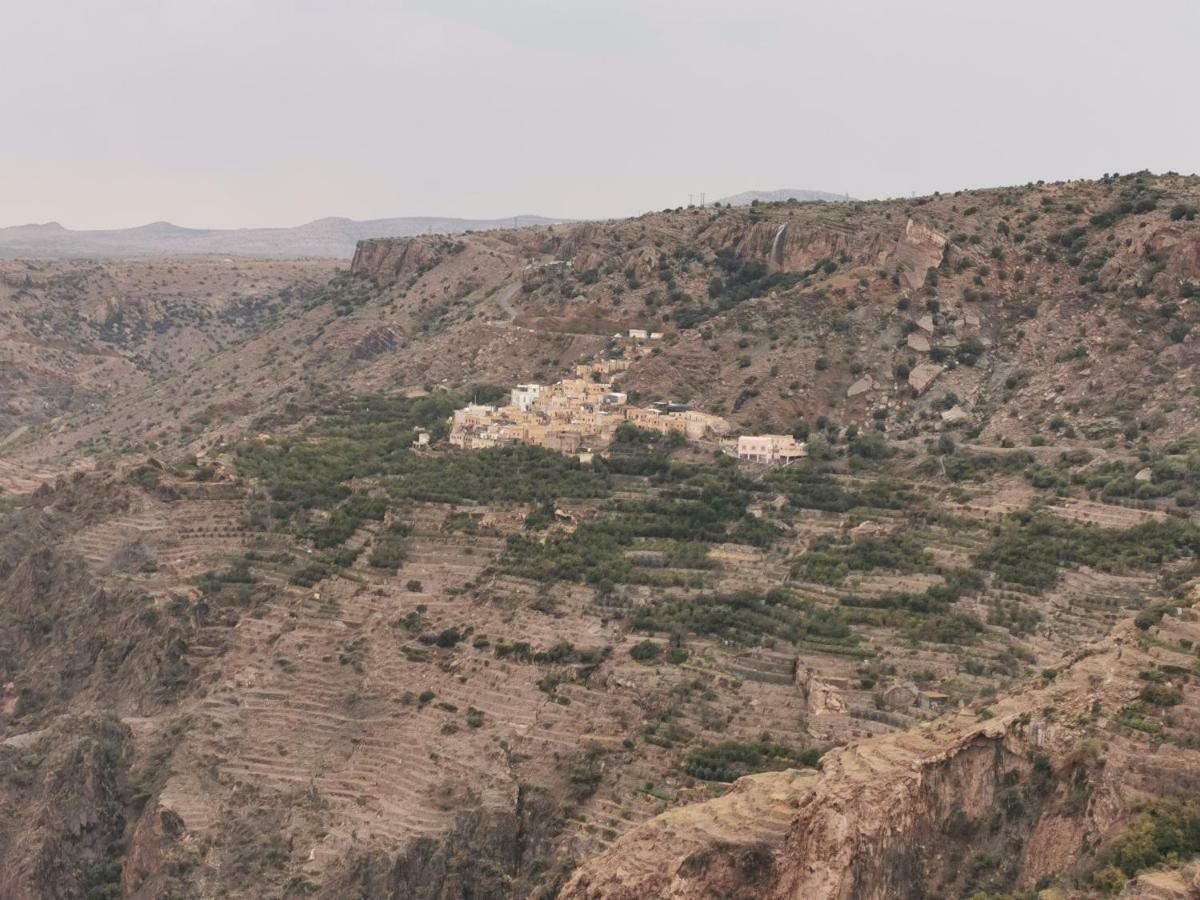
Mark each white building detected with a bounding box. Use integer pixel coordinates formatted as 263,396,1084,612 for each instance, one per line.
736,434,807,464
510,383,544,411
628,328,648,340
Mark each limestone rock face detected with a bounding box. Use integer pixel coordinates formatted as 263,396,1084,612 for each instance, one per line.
573,250,605,274
695,216,947,294
351,237,439,285
1137,225,1200,281
803,678,847,715
701,218,859,272
893,220,948,290
559,609,1200,900
1119,865,1200,900
558,726,1042,900
619,246,662,281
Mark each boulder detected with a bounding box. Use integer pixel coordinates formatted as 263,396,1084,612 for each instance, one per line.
907,332,931,353
847,376,874,398
908,363,943,394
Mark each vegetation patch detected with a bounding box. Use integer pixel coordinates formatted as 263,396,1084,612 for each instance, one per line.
1100,800,1200,879
632,589,855,647
791,533,935,585
683,738,821,782
977,514,1200,594
765,468,917,513
503,462,772,588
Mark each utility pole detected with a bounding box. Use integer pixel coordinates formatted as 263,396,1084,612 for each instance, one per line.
688,193,694,207
699,192,706,208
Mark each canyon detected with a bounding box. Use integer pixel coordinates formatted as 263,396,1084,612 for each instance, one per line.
0,173,1199,898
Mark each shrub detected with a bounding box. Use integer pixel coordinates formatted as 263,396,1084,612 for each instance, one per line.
630,640,662,662
849,430,893,460
368,535,407,570
1138,682,1183,707
1103,801,1200,877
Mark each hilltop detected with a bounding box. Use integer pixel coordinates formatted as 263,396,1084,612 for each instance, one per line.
717,188,850,205
0,172,1198,898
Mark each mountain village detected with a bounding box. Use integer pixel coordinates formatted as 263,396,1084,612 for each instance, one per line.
446,340,806,464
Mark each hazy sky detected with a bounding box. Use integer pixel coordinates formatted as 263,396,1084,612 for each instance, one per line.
3,0,1198,229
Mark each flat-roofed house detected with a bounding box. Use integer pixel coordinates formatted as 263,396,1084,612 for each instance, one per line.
511,383,543,411
736,434,807,464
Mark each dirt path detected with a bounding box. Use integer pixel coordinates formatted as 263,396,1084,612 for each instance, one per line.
495,280,521,321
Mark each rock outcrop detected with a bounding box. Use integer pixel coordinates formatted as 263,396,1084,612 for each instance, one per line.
560,606,1200,899
0,715,134,900
892,219,948,290
351,237,440,286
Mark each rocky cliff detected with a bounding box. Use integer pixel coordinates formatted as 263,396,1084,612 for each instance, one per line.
561,592,1200,899
351,236,443,286
0,715,134,899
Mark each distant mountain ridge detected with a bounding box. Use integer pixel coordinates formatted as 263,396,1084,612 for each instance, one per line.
0,214,565,260
717,188,850,206
1,188,852,259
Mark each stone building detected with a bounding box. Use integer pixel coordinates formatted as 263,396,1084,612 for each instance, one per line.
736,434,807,464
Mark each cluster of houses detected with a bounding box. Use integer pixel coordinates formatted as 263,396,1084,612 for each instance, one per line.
448,360,731,458
445,337,810,465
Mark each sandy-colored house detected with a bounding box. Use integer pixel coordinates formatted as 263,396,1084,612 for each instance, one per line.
736,434,807,464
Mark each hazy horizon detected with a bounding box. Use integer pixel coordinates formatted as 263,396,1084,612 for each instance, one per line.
4,0,1198,230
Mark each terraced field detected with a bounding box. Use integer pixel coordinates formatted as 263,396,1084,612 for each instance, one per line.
7,365,1196,899
30,428,1190,896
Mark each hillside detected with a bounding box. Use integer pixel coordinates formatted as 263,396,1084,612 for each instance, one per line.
0,173,1199,898
7,170,1196,480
